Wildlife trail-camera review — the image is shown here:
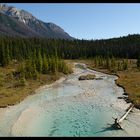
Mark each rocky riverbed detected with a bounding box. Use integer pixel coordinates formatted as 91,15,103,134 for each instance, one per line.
0,63,140,136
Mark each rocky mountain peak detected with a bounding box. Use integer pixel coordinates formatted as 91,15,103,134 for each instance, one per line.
0,4,74,40
0,4,36,24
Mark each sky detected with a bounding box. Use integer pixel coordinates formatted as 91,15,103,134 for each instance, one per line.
4,3,140,40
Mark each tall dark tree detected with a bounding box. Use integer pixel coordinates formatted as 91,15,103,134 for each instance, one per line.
36,50,43,73
42,54,48,74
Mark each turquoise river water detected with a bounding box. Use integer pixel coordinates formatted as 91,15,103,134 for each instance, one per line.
0,63,140,137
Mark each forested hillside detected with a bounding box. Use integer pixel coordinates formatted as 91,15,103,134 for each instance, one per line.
1,34,140,66
1,34,140,107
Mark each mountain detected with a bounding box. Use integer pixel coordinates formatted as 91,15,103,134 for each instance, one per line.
0,4,74,39
0,12,42,37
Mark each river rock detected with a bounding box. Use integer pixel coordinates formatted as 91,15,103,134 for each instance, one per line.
78,74,95,80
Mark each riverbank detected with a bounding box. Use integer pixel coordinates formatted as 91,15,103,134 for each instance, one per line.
66,59,140,109
0,61,73,108
0,72,64,108
1,62,140,136
89,67,140,109
1,59,139,110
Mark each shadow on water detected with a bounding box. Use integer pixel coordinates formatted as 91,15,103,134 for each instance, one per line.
48,128,59,136
93,123,128,135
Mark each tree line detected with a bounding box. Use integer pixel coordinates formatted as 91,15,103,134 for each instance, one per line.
0,37,72,82
0,34,140,71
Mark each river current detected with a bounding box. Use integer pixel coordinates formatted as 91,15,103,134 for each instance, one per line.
0,63,140,136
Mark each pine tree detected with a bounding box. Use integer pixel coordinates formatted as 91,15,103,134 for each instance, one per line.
0,42,5,66
42,54,48,74
36,51,43,73
94,57,98,67
5,45,10,65
16,62,25,78
117,61,122,71
50,57,57,73
105,57,111,69
110,57,116,72
122,59,128,70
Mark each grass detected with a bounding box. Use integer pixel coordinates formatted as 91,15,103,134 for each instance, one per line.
116,71,140,108
66,59,140,109
0,61,67,108
1,59,140,109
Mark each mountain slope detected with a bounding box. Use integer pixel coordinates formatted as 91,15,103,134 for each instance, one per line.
0,4,74,39
0,12,42,37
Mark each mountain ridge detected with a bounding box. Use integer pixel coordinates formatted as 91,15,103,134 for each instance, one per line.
0,4,74,39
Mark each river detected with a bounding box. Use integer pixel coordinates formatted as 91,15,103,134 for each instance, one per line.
0,63,140,137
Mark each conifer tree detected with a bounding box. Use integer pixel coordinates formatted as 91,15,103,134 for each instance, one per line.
42,54,48,74
36,51,43,73
122,59,128,70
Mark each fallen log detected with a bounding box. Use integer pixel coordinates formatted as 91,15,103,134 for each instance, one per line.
118,104,134,123
112,104,134,129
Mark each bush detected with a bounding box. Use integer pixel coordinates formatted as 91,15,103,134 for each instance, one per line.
0,73,4,87
14,77,27,87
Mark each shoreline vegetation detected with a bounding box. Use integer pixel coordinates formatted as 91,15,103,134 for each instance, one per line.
0,38,73,108
0,60,73,108
67,59,140,109
0,36,140,109
0,61,72,108
0,58,140,110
